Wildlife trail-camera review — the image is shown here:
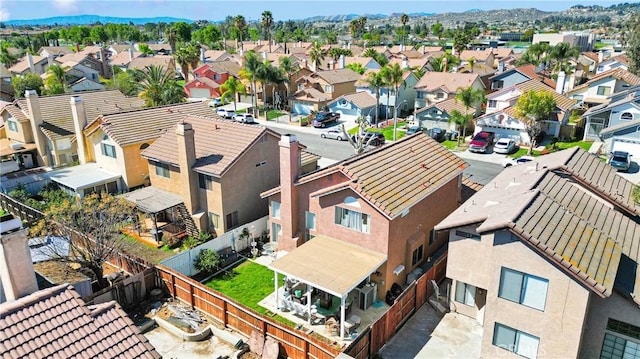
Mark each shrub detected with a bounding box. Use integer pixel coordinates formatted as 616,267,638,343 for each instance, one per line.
194,249,221,274
162,232,181,249
182,231,211,250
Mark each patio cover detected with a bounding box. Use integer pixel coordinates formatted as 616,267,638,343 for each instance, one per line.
268,234,387,297
119,186,183,213
48,163,120,191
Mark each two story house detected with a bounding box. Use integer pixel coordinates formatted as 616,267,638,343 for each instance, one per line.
459,49,495,67
488,64,555,92
414,97,475,133
582,85,640,157
414,72,484,109
140,115,318,235
565,68,640,107
8,53,49,76
355,69,419,119
596,54,629,74
185,61,242,99
476,79,576,143
290,68,361,115
262,133,468,337
435,147,640,359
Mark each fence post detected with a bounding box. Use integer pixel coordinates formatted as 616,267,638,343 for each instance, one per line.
222,301,228,327
189,282,195,309
171,273,176,298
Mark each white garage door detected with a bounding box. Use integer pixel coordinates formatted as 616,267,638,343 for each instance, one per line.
189,88,211,99
611,139,640,163
293,102,313,115
477,126,523,143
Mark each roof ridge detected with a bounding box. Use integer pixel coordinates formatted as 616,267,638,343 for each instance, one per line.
0,284,73,314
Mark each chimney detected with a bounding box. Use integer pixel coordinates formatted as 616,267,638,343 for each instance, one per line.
298,41,302,48
46,54,54,67
176,121,199,217
598,50,604,64
556,71,566,94
0,229,38,302
402,57,409,69
329,60,335,70
128,48,134,62
339,54,345,69
302,58,308,69
99,47,109,77
498,61,505,73
200,47,206,63
422,44,426,54
70,96,88,164
75,43,80,52
27,53,35,73
347,42,351,50
278,134,300,251
262,51,267,60
25,90,48,167
568,72,576,91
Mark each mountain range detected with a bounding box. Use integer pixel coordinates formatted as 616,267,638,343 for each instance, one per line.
4,15,193,26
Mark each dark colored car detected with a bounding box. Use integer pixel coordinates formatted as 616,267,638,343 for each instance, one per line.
428,128,446,142
352,132,386,147
469,131,495,153
406,126,425,136
608,151,632,172
311,111,341,128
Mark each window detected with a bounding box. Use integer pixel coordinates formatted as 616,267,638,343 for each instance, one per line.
454,281,475,306
155,162,170,178
271,201,280,219
455,230,480,240
335,207,370,233
493,323,540,359
208,212,220,230
101,142,116,158
416,91,424,99
597,65,605,72
198,173,213,190
572,94,584,101
325,85,333,92
429,229,436,245
621,112,634,121
140,143,150,150
226,211,239,229
305,211,315,230
7,119,18,132
298,83,304,90
411,244,424,266
492,80,504,89
597,86,612,96
498,267,548,311
607,319,640,340
271,222,281,243
488,100,497,108
214,74,220,80
588,117,606,137
436,92,445,99
600,333,640,359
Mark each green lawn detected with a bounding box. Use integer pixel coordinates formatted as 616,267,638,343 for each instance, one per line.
0,209,6,216
507,140,593,158
176,80,185,87
120,234,174,264
594,42,609,50
267,110,286,121
441,140,458,150
348,121,408,141
205,261,295,326
506,41,532,47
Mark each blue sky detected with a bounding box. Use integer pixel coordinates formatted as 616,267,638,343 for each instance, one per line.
0,0,628,22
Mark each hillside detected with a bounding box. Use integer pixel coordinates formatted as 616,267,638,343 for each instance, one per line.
4,15,192,26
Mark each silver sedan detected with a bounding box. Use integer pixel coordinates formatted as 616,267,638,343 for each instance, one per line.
320,128,347,141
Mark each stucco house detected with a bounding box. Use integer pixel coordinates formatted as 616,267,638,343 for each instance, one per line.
414,97,475,133
596,54,629,75
565,68,640,107
435,147,640,359
414,72,484,109
582,85,640,157
488,64,555,92
459,49,495,66
140,115,318,236
8,53,49,76
327,91,377,120
476,79,576,143
355,69,419,119
185,61,242,99
261,133,468,337
290,68,361,115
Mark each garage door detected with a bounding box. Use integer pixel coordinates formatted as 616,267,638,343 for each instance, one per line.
189,88,211,99
611,139,640,163
293,102,313,115
477,126,523,143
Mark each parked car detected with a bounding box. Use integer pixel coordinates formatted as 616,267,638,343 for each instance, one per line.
608,151,632,172
320,128,347,141
405,126,425,136
311,111,341,128
502,156,535,168
216,108,235,119
352,132,385,147
233,113,257,124
428,128,446,142
208,98,223,107
494,138,518,154
469,131,495,153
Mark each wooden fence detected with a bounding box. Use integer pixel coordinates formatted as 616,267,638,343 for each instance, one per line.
156,264,342,359
0,192,44,225
344,252,448,358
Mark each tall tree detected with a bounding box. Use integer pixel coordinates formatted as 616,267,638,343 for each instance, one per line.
367,71,385,126
549,43,579,73
220,76,246,112
165,27,177,54
138,65,186,107
174,43,200,81
453,86,485,144
278,55,298,103
0,41,17,67
385,63,405,141
234,15,247,51
12,73,44,97
448,109,473,146
308,42,326,72
400,13,409,46
89,26,108,44
625,11,640,75
31,193,138,289
261,11,274,53
515,90,557,154
453,29,472,59
242,51,261,116
192,25,222,49
431,22,444,40
172,22,192,43
44,64,68,95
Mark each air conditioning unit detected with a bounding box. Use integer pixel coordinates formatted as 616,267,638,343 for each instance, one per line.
10,142,24,150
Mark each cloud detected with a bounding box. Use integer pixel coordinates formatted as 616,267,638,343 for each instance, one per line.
52,0,78,13
0,7,9,22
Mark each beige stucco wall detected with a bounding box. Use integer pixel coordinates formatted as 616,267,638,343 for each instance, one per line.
147,162,182,194
120,142,153,190
448,229,590,358
1,111,32,144
580,292,640,358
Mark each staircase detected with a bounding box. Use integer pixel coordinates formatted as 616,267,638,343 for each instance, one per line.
175,203,199,238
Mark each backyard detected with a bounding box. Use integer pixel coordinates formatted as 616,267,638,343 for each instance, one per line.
121,234,175,264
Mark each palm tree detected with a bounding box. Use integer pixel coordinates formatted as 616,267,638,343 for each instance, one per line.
453,86,485,144
367,71,385,126
174,44,199,82
308,42,326,72
400,14,409,47
242,51,262,117
362,48,378,58
0,42,18,67
165,27,177,54
467,57,475,72
44,64,68,94
138,65,185,107
234,15,247,51
349,19,360,40
430,56,445,72
385,63,405,141
261,11,273,53
220,76,246,112
47,64,66,85
278,56,298,107
449,110,473,146
549,43,580,73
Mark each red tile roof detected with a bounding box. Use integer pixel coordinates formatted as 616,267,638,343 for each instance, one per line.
0,285,160,359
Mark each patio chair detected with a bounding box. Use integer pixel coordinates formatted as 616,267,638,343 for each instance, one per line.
324,317,339,336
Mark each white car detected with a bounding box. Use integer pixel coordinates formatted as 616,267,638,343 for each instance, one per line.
233,113,257,124
216,108,235,119
502,156,536,168
493,138,518,154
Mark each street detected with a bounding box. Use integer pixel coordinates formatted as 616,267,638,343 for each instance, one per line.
260,120,504,185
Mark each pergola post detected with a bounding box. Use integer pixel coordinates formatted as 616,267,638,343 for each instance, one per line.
340,295,346,339
274,271,279,309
